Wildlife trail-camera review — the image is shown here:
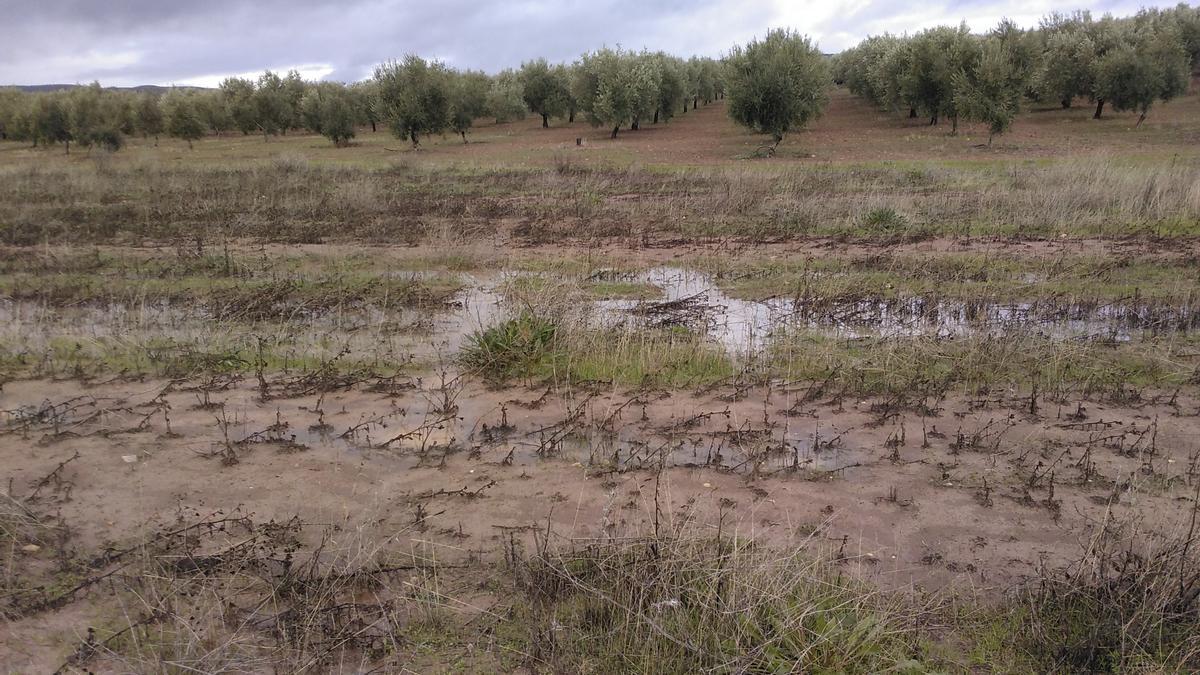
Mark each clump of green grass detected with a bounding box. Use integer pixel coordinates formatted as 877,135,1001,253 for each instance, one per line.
460,313,558,377
851,205,940,242
858,205,909,232
471,275,737,387
460,313,736,388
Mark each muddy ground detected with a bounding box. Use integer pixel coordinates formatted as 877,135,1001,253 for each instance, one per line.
2,127,1199,666
3,361,1197,669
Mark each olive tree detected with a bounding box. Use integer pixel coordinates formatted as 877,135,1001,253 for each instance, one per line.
0,88,20,140
991,19,1041,104
253,71,292,140
830,37,911,114
34,95,72,151
300,82,357,146
1081,16,1127,118
574,48,626,138
953,40,1025,145
627,52,660,131
875,39,917,116
1168,3,1200,68
552,64,578,122
837,35,900,106
573,48,662,138
486,70,527,123
725,29,829,150
0,92,46,146
219,78,258,135
695,57,723,106
520,58,570,127
134,92,164,143
374,55,450,148
196,90,233,135
350,81,381,132
449,70,491,142
162,90,206,149
1093,27,1189,126
681,58,701,112
652,53,685,124
1037,29,1096,108
68,82,124,152
280,70,307,131
900,25,980,128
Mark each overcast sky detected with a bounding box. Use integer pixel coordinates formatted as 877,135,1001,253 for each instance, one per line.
0,0,1182,87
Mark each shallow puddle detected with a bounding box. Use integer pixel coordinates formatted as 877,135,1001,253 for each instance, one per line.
453,266,1199,355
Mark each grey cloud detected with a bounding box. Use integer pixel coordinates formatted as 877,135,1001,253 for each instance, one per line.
0,0,1186,86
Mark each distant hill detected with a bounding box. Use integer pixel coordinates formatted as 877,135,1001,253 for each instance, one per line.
4,84,209,94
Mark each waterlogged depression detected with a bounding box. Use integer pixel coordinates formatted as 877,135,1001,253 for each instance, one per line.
454,266,1199,354
2,266,1196,364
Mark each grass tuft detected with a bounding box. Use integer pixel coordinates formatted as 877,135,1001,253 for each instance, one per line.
461,312,558,377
